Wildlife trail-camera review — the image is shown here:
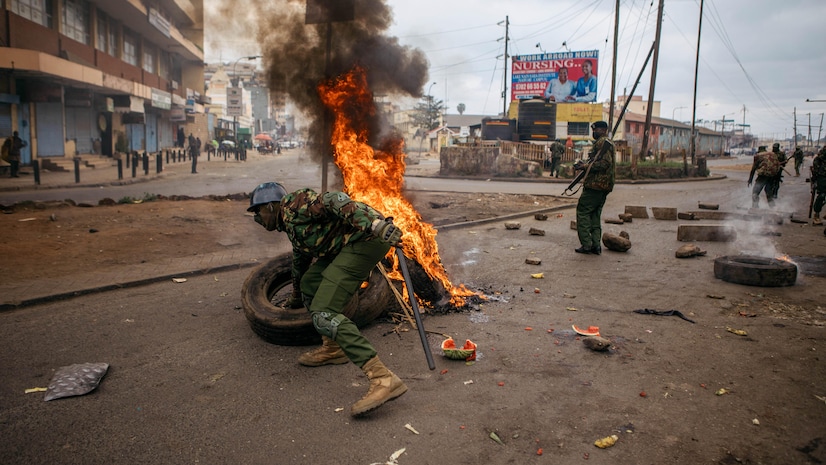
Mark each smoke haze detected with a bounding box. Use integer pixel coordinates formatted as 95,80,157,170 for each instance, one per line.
208,0,429,156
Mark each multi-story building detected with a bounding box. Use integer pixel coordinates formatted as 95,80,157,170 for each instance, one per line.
0,0,207,165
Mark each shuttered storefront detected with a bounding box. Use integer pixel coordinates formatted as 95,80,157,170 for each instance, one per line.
35,102,64,156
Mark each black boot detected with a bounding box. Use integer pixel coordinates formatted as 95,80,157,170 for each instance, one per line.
574,246,592,254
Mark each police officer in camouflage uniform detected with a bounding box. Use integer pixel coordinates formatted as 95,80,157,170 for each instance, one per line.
247,182,408,416
548,140,565,178
748,146,780,208
811,147,826,226
768,142,787,199
574,121,615,255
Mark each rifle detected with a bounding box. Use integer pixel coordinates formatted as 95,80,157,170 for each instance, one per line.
562,41,655,196
562,141,610,196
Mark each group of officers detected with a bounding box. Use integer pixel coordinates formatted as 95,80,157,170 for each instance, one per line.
749,143,826,229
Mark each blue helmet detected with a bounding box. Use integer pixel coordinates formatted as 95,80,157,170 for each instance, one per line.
248,182,287,212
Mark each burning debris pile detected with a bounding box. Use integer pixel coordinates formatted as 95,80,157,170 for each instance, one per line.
318,66,476,309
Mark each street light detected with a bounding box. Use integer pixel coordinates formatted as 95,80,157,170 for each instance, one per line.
229,55,262,149
672,106,687,121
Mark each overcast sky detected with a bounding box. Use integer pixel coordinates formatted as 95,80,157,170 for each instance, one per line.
206,0,826,142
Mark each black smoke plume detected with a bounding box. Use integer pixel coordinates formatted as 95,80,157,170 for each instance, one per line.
211,0,429,159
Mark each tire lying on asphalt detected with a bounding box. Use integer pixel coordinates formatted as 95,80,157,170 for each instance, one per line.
241,253,399,346
713,255,797,287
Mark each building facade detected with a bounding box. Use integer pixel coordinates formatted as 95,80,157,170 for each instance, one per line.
0,0,207,164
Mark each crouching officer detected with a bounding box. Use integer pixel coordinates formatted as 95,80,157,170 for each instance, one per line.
247,182,408,416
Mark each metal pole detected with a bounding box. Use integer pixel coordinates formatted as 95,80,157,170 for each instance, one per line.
690,0,705,168
395,248,436,370
639,0,665,174
608,0,619,134
502,16,509,118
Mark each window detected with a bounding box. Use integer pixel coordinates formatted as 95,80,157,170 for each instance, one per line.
568,122,590,137
95,13,106,52
123,30,138,66
62,0,90,44
159,50,170,80
12,0,52,28
142,43,155,74
108,25,118,56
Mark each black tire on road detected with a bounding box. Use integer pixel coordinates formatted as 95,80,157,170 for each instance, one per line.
241,254,399,346
713,255,797,287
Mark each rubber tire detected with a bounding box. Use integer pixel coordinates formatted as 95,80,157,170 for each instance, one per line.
713,255,797,287
241,253,399,346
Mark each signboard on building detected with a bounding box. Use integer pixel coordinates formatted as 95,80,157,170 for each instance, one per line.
170,108,186,122
226,87,243,117
151,88,171,110
148,8,171,38
511,50,599,103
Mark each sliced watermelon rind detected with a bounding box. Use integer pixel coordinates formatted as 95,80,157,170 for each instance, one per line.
572,324,601,337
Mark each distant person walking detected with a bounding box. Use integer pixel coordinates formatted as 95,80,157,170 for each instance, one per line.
8,131,27,178
547,140,565,178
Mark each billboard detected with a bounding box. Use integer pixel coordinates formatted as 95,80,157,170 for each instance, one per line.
511,50,599,103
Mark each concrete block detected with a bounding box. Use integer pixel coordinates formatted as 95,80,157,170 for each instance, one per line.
652,207,678,220
677,224,737,242
624,205,649,219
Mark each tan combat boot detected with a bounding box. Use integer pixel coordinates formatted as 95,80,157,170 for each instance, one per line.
298,336,349,367
351,356,408,417
814,213,823,226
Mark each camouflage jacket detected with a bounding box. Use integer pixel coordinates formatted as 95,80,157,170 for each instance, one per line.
549,141,565,159
275,188,385,280
750,151,781,179
813,150,826,179
583,136,615,192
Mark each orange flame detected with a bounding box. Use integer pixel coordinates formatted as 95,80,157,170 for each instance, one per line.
317,66,473,306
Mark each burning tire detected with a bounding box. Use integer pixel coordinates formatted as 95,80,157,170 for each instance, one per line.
241,254,398,346
713,255,797,287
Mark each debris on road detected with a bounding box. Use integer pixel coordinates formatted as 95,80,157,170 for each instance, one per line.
534,213,548,221
44,362,109,401
633,308,696,324
603,232,631,252
489,431,505,445
504,221,521,230
675,244,707,258
528,227,545,236
583,336,611,351
594,434,618,448
525,258,541,265
404,423,420,435
531,273,544,279
726,327,748,336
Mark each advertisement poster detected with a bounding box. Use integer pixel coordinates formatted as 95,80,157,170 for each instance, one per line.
511,50,599,103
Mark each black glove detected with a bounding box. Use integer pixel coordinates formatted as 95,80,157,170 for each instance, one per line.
371,218,403,247
286,293,304,308
573,161,585,171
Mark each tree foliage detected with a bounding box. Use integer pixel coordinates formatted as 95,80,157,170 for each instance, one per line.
412,95,445,133
457,103,466,115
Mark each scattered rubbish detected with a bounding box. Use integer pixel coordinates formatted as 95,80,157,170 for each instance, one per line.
675,244,707,258
44,362,109,401
815,395,826,404
525,258,541,265
489,431,505,445
531,273,544,279
566,307,578,311
706,294,725,299
633,308,696,324
463,380,474,385
572,325,601,337
537,448,543,455
716,388,731,396
528,228,545,236
172,278,187,283
563,293,576,299
533,288,540,294
89,228,99,233
24,387,48,394
334,407,344,412
534,213,548,221
582,336,611,351
752,418,760,425
504,221,521,230
497,382,505,387
525,327,533,331
18,217,36,222
698,202,719,210
440,369,448,375
594,435,618,449
49,214,57,221
369,447,406,465
639,391,647,397
726,327,748,336
441,337,477,361
404,423,420,435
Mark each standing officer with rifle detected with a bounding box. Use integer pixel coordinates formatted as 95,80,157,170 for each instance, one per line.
811,146,826,227
572,121,615,255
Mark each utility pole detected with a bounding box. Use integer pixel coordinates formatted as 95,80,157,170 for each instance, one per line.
818,113,824,148
608,0,620,135
793,107,797,148
689,0,704,167
639,0,664,174
808,112,812,147
501,16,509,118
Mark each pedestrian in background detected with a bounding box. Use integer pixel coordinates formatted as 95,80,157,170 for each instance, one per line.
574,121,615,255
8,131,26,178
247,182,408,417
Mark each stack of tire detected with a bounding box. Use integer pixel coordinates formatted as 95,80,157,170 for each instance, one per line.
517,99,556,142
